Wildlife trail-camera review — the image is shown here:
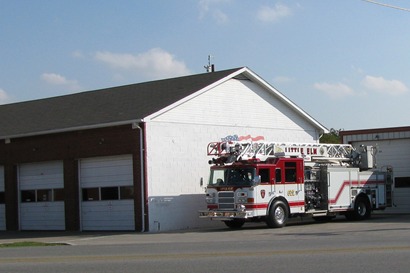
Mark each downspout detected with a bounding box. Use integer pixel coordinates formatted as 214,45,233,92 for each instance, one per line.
135,124,146,232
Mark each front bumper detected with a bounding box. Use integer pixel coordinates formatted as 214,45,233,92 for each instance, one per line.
199,210,248,220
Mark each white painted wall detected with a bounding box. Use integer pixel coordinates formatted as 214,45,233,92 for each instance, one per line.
145,78,322,231
151,79,318,141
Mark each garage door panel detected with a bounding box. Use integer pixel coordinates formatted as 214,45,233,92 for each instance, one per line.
351,139,410,213
81,174,133,187
80,155,135,231
82,201,134,230
19,161,65,230
20,202,65,230
394,189,410,206
19,162,63,189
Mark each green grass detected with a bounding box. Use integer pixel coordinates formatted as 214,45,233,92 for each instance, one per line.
0,241,67,248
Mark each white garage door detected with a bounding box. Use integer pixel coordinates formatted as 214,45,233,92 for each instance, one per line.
80,155,135,231
352,139,410,213
0,166,5,230
19,161,65,230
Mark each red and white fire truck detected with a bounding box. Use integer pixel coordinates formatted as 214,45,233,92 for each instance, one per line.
199,141,393,229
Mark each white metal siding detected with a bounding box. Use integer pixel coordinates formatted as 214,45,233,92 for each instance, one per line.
152,79,318,141
0,166,5,230
350,139,410,212
80,155,135,231
145,79,321,231
19,161,65,230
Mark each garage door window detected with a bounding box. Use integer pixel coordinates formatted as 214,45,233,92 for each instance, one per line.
21,189,64,202
21,190,36,202
101,187,119,200
120,186,134,200
82,186,134,201
395,177,410,188
37,189,52,202
82,188,99,201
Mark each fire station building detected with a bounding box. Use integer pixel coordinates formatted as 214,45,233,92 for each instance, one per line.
0,67,328,232
341,127,410,213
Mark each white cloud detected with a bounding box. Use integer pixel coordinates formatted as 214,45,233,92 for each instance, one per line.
94,48,191,80
198,0,230,23
41,73,81,91
362,75,408,95
257,4,292,22
42,73,69,85
313,82,355,99
0,88,10,104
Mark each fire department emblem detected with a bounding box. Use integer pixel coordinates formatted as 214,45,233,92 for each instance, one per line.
260,190,266,198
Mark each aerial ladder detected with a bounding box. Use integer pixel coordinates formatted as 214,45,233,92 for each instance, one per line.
207,141,376,169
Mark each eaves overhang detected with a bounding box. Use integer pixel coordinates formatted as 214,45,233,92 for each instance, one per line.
0,119,143,142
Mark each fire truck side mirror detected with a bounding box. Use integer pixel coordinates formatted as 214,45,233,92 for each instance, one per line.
252,176,261,186
200,177,204,187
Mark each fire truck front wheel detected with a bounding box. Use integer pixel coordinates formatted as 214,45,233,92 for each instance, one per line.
266,200,289,228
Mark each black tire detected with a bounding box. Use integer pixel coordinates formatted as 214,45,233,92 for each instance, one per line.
347,196,371,221
266,200,288,228
224,219,245,229
354,196,371,220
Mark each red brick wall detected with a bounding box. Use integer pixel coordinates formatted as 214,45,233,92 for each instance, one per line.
0,124,145,231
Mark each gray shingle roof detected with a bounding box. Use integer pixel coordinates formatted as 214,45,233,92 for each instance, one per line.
0,68,242,139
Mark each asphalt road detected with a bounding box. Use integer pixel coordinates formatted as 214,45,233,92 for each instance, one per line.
0,213,409,273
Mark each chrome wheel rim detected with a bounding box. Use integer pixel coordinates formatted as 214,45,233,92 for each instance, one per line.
358,202,367,216
274,206,285,224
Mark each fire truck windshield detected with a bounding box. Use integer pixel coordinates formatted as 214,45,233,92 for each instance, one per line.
209,168,256,187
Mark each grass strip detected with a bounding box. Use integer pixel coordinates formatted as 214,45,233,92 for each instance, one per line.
0,241,67,248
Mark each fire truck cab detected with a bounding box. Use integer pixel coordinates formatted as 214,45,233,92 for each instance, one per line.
199,141,393,229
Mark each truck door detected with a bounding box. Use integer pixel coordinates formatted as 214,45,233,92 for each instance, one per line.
257,167,272,205
283,160,305,213
273,167,284,196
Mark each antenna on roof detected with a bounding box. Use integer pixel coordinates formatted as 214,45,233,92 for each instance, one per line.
204,55,215,72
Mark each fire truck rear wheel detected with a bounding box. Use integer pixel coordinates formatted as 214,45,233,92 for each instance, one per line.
266,200,288,228
224,219,245,229
353,196,371,220
346,196,371,221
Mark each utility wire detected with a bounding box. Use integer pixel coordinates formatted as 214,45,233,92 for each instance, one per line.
361,0,410,12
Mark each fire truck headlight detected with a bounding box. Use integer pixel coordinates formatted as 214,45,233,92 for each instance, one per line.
237,197,247,203
205,193,216,204
237,204,246,211
237,192,248,197
237,192,248,203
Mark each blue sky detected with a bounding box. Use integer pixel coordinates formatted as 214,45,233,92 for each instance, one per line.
1,0,409,130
